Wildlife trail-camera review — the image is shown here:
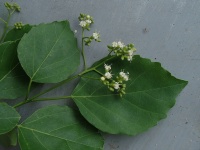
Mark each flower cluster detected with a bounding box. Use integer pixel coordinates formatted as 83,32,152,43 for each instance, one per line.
100,64,129,97
108,41,136,62
84,32,101,46
4,2,21,12
14,22,24,30
78,13,94,30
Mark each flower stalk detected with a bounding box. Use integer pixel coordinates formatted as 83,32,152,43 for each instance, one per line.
0,2,21,42
81,28,87,69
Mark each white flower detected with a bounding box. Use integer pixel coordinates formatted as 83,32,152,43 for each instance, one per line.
104,72,112,79
93,32,99,40
86,20,92,24
111,41,125,48
80,21,87,27
127,55,133,62
123,75,129,81
128,50,134,56
117,41,125,48
127,49,134,62
101,76,105,81
119,71,126,77
113,82,120,90
112,41,118,47
119,71,129,81
104,64,111,71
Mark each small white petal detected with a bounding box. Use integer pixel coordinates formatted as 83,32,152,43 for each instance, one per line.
86,20,92,24
118,41,125,48
127,55,133,62
113,82,120,90
128,50,134,56
93,32,99,40
105,72,112,79
120,71,129,81
119,71,126,77
112,42,118,47
80,21,86,27
123,75,129,81
104,64,111,71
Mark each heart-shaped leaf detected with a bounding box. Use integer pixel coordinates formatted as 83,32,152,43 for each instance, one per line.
4,24,32,42
72,55,188,135
0,103,20,135
18,105,104,150
17,21,80,83
0,41,29,99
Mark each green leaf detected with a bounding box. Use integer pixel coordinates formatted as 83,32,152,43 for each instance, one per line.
0,103,20,135
72,55,188,135
0,128,18,147
4,24,32,42
0,41,29,99
18,105,104,150
17,21,80,83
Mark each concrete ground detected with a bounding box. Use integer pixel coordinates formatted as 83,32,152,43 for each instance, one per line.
0,0,199,150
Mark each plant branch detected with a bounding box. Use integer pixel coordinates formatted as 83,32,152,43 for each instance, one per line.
81,76,101,80
83,37,89,39
28,75,80,102
13,96,72,108
94,69,104,76
13,101,27,108
81,28,87,69
0,18,7,24
24,79,32,101
0,12,11,43
108,50,114,56
94,55,116,69
10,10,16,15
33,96,72,102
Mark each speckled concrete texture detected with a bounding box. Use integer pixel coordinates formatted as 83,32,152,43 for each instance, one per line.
0,0,199,150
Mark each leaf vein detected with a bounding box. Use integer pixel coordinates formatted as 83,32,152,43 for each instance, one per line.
32,130,49,150
19,126,102,149
31,24,67,80
128,71,147,87
82,97,136,126
0,63,19,82
40,51,78,70
48,123,79,133
122,97,164,116
18,128,31,150
72,79,91,95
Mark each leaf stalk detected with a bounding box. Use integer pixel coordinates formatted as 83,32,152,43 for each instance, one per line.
0,11,12,43
24,79,32,101
81,29,87,70
0,18,7,24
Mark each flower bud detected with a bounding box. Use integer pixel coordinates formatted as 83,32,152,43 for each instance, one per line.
14,22,24,30
101,76,105,81
13,3,21,12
